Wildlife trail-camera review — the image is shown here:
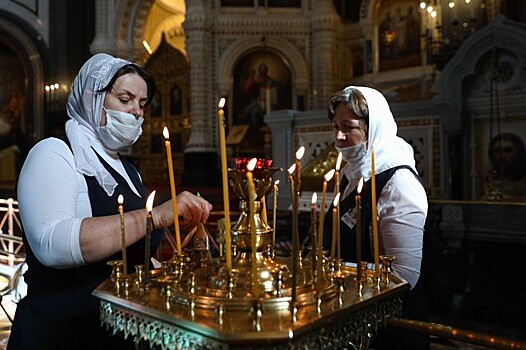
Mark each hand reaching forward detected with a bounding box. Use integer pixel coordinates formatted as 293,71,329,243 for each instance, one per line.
152,191,213,231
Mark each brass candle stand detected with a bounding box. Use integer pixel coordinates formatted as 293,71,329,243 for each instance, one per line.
95,159,410,349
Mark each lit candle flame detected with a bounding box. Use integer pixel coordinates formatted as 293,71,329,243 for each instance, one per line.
333,192,341,206
218,97,225,109
324,169,335,182
336,152,343,171
287,163,296,175
118,194,123,205
295,146,305,160
146,191,156,213
357,178,364,194
163,126,169,140
311,192,317,204
274,180,280,185
247,158,257,171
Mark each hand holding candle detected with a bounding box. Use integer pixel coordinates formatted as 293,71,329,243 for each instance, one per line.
246,158,259,298
117,195,127,276
163,127,182,256
217,98,233,273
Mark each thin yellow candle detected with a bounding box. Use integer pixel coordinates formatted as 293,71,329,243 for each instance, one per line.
371,148,379,275
316,169,335,290
356,178,364,283
163,127,182,256
295,146,305,191
247,158,259,298
287,163,298,304
331,193,340,260
217,98,233,272
272,180,279,252
261,196,268,223
117,195,127,276
310,192,318,272
144,191,156,286
335,152,343,261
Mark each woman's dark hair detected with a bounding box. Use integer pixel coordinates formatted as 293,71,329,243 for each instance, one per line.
100,63,157,107
327,87,369,128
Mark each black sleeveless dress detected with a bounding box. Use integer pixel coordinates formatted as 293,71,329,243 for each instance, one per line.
8,144,163,350
323,165,430,350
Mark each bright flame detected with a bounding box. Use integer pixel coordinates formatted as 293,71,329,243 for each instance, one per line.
274,180,280,185
311,192,317,205
247,158,257,171
146,191,156,212
431,10,437,17
420,1,426,9
465,0,470,3
357,178,364,194
333,192,341,207
295,146,305,161
142,40,152,54
449,1,455,8
427,5,433,13
336,152,343,171
163,126,169,140
218,98,225,109
324,169,335,182
118,194,124,205
287,163,296,175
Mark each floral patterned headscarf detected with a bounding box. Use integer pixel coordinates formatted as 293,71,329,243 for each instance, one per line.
65,53,132,196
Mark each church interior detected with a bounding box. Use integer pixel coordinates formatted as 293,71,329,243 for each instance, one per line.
0,0,525,348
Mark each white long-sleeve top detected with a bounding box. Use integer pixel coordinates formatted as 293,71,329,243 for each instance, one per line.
17,137,140,268
342,166,428,289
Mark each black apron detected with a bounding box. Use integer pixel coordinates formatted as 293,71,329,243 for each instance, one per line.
8,143,163,350
323,165,430,350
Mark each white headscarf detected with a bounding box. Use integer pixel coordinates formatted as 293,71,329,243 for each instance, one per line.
341,86,417,180
65,53,132,196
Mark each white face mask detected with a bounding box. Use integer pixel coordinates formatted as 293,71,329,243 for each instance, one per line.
335,142,367,164
98,107,144,150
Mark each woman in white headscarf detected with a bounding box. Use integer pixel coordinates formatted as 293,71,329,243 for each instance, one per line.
324,86,429,349
9,53,212,350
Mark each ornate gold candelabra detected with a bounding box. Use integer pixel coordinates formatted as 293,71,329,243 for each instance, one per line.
94,157,410,350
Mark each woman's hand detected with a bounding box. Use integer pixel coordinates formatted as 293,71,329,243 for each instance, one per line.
152,191,212,231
